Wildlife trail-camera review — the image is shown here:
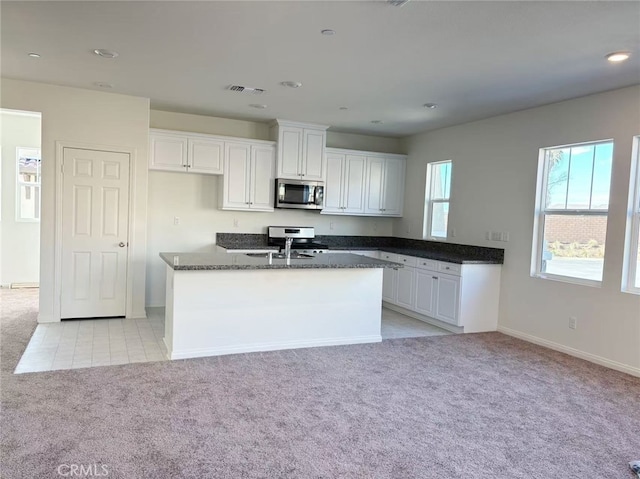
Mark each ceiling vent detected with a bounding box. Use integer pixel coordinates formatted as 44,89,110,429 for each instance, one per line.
387,0,411,6
227,85,266,94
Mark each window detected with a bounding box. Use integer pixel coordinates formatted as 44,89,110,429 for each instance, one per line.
532,140,613,285
623,136,640,294
16,147,41,221
424,160,452,239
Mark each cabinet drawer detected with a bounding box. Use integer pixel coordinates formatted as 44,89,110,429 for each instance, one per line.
380,252,398,263
396,254,417,267
438,262,462,275
416,258,438,271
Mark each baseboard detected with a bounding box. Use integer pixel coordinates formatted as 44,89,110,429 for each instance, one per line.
168,335,382,360
10,282,39,289
498,326,640,378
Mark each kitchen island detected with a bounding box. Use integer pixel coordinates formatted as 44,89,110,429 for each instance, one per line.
160,252,400,360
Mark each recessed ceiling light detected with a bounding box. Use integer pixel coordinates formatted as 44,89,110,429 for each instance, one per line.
423,103,438,109
249,104,267,109
371,120,383,124
94,82,114,89
93,49,119,59
321,29,336,36
339,106,349,110
606,51,631,63
281,81,303,89
27,53,41,58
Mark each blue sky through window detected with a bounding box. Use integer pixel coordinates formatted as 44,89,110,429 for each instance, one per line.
546,142,612,210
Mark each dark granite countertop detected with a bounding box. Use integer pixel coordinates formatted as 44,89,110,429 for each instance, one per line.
216,233,504,265
160,252,402,271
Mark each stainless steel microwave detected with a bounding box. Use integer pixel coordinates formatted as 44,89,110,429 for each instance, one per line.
275,179,324,210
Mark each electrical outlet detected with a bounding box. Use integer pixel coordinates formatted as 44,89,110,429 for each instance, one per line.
451,228,457,237
485,231,491,240
569,316,577,330
372,221,378,232
330,222,335,230
233,218,239,227
491,231,501,241
501,231,510,242
173,216,180,226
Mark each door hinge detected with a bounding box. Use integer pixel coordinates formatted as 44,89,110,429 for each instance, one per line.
60,161,65,174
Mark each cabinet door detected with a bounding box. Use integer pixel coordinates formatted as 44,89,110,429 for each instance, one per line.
435,272,460,326
343,155,366,214
364,157,385,214
382,268,397,304
222,143,251,209
323,153,345,213
188,138,224,175
381,157,405,216
414,269,437,317
277,126,303,179
149,133,187,172
250,145,275,211
301,129,325,180
395,266,415,309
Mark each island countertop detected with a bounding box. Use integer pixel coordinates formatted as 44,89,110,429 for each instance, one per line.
160,252,403,271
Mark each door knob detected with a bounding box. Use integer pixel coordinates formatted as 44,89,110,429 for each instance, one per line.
119,242,126,247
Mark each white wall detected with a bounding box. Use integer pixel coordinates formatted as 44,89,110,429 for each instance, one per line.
398,86,640,374
0,111,41,286
0,78,150,322
146,110,404,306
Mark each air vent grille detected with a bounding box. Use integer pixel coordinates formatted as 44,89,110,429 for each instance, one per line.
227,85,266,94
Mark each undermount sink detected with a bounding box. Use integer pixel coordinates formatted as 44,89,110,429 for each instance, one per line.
245,252,315,259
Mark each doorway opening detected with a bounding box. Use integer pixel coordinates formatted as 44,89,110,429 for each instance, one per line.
0,109,42,291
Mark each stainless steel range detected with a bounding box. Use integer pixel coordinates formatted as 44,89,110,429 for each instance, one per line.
267,226,329,254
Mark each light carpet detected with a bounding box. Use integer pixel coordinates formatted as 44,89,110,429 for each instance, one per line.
1,289,638,478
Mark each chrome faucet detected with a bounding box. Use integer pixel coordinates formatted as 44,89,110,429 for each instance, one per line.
284,236,293,259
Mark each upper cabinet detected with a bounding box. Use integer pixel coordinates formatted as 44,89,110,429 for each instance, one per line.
219,142,275,212
149,129,227,175
270,120,329,181
323,148,406,217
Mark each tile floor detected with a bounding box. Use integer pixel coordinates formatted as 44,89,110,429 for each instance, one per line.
14,307,450,374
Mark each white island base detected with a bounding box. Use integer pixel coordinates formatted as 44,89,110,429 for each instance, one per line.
164,267,383,360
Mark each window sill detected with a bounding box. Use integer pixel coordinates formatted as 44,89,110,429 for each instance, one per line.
621,287,640,296
531,272,602,288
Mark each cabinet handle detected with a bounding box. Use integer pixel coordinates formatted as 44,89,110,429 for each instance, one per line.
432,276,438,280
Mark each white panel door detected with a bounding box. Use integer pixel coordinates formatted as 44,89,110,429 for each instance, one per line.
435,272,461,325
277,127,303,179
250,145,275,211
149,133,187,172
323,153,345,213
61,148,130,318
343,155,366,214
382,268,397,303
223,143,251,209
381,157,405,216
395,266,415,309
302,129,325,180
414,269,437,317
364,157,384,214
188,138,224,174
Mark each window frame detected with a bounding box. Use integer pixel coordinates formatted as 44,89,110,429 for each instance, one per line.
423,160,452,240
15,147,41,223
622,136,640,295
531,139,613,287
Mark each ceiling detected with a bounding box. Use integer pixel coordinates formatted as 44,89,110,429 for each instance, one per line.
1,1,638,137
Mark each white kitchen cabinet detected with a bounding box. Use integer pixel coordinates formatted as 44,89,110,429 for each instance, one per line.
364,156,405,216
219,142,275,212
149,132,188,172
271,120,329,181
188,137,224,174
324,148,406,217
380,251,501,333
150,129,223,174
322,152,366,215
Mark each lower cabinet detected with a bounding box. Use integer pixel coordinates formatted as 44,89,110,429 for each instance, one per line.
380,251,500,332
